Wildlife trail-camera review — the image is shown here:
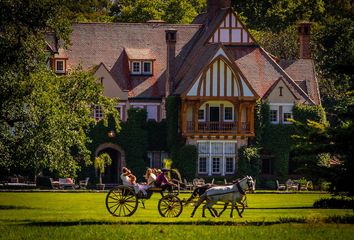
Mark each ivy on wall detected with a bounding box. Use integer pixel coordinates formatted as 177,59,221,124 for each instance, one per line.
166,96,197,179
253,101,327,180
86,108,168,182
117,108,148,180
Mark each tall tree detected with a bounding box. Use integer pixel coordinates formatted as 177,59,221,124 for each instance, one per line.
0,0,120,177
112,0,205,23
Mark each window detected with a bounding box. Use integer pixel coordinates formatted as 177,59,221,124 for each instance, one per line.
131,61,141,74
212,157,221,174
198,157,207,173
55,60,65,74
115,106,123,121
225,157,234,173
94,105,103,121
198,109,205,121
197,141,237,175
283,105,293,124
283,112,292,123
148,151,168,168
143,61,152,75
146,105,158,121
224,107,233,121
270,110,278,123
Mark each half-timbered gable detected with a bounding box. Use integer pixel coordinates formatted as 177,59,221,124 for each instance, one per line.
185,49,255,98
208,10,256,45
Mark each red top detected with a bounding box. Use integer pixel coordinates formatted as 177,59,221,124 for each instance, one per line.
156,173,168,184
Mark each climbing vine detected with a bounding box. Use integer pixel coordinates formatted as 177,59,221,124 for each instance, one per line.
254,102,327,179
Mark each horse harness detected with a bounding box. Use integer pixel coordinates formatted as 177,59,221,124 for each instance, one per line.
206,181,248,197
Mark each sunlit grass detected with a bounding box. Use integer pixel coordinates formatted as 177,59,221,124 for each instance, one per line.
0,192,353,239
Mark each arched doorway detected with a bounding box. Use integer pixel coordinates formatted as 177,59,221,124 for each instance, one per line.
95,143,126,184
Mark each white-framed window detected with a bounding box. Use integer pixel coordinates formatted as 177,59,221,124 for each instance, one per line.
146,105,158,121
115,106,123,121
225,157,234,174
94,105,103,121
224,107,233,121
198,109,205,121
197,141,237,175
283,105,293,124
143,61,152,75
131,61,141,74
212,157,221,174
270,110,278,123
55,59,65,74
198,157,208,174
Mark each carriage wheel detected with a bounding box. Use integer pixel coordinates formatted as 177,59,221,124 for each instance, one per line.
105,186,138,217
158,195,183,217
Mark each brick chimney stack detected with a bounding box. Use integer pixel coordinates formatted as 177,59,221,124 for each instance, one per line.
207,0,231,23
165,29,177,96
298,22,312,59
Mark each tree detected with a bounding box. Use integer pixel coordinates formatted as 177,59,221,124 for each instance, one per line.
0,0,120,178
94,153,112,185
112,0,205,23
292,91,354,195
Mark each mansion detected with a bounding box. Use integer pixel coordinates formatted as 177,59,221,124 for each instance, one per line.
46,0,320,182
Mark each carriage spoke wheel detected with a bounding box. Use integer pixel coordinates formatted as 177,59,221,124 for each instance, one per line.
106,186,138,217
158,195,183,217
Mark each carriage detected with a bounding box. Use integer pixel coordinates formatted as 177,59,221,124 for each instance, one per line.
105,185,183,218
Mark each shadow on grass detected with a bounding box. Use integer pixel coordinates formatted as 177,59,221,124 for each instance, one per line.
0,205,38,210
14,214,354,227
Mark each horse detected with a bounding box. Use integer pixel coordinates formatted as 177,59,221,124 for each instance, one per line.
185,183,247,217
190,176,255,218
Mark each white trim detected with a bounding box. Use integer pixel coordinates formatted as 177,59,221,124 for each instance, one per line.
198,108,205,122
130,102,160,106
269,103,295,106
270,109,278,124
131,61,141,75
142,61,152,75
55,59,65,74
198,156,208,174
223,106,234,122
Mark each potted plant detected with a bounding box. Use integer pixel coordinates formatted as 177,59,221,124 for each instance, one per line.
94,153,112,190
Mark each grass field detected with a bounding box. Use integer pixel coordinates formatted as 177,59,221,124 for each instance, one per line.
0,191,353,239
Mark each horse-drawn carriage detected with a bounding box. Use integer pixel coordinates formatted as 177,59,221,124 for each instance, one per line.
105,176,255,218
105,185,183,217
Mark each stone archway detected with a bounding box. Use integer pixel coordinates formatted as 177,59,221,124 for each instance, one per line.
95,143,126,184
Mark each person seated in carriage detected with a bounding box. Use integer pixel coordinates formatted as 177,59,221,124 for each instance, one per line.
121,167,148,195
155,168,177,194
143,168,156,186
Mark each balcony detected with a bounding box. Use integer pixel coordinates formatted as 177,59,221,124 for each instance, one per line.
186,121,251,135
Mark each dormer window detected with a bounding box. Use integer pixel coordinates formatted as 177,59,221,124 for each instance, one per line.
131,61,141,75
125,48,156,76
143,61,152,75
55,59,66,74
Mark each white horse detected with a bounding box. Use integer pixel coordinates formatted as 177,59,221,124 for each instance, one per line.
190,176,255,218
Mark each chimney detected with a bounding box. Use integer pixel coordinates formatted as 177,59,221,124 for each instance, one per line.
207,0,231,23
298,22,312,59
165,29,177,97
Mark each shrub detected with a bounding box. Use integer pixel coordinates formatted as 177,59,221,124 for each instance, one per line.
238,146,261,178
313,197,354,209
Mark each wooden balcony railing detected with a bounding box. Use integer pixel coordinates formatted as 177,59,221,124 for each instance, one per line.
186,121,251,134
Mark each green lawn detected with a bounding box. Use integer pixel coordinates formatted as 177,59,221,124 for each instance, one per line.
0,192,353,239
